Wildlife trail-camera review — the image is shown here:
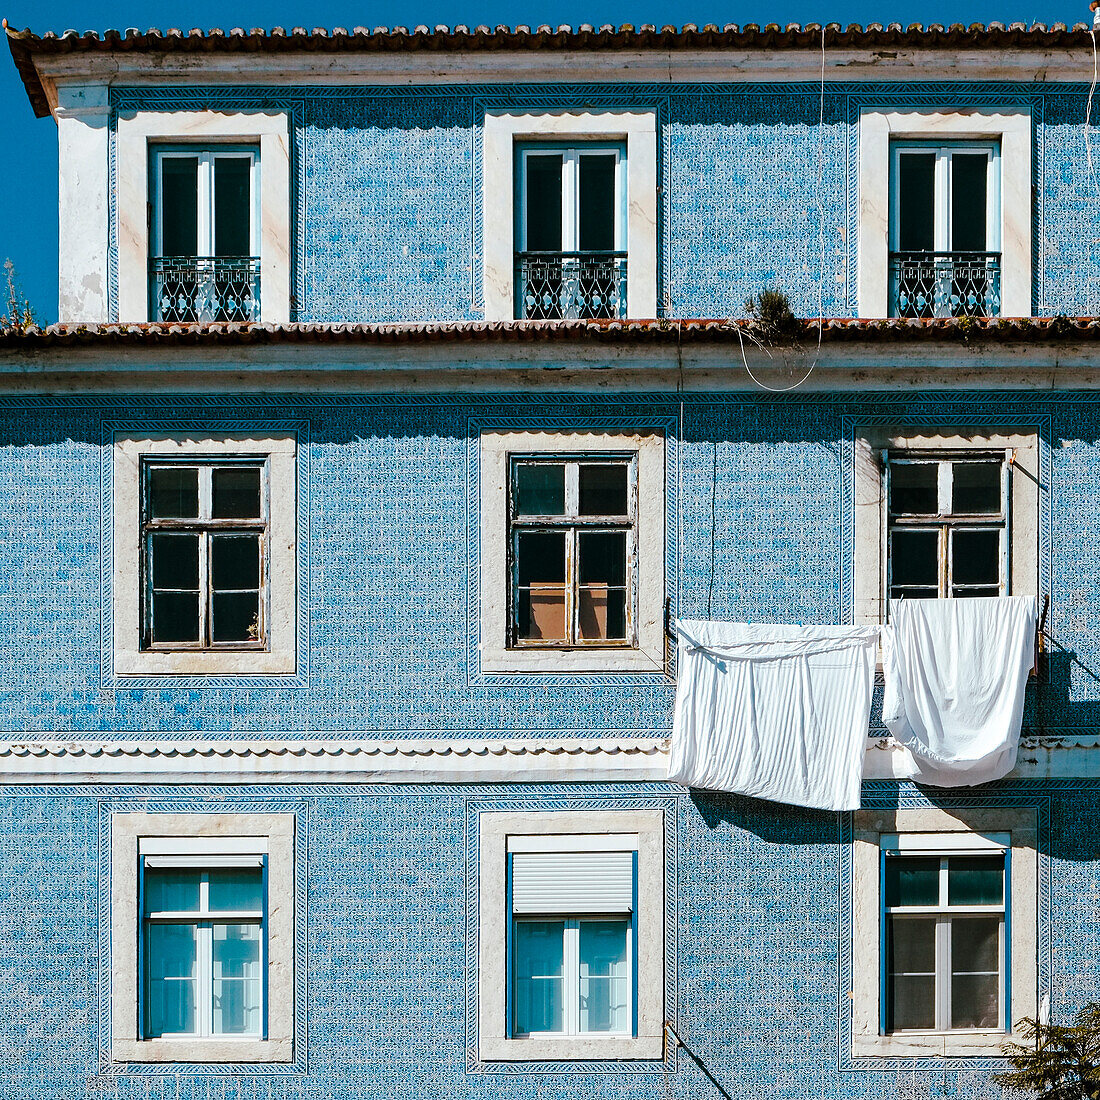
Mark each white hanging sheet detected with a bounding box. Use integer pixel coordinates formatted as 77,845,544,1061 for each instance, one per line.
667,621,880,811
881,596,1037,787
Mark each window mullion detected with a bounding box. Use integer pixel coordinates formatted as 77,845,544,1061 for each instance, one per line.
935,151,949,252
565,920,579,1036
198,152,213,256
563,149,578,252
567,527,578,646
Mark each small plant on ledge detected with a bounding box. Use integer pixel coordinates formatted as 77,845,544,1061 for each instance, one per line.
0,260,40,333
994,1003,1100,1100
744,287,801,344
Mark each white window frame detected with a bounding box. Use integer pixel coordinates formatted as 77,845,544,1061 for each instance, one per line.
116,110,291,323
482,110,658,322
151,147,260,259
851,806,1037,1058
480,429,665,674
852,427,1039,627
478,810,664,1062
111,813,296,1064
857,109,1031,318
889,142,1001,254
113,432,297,676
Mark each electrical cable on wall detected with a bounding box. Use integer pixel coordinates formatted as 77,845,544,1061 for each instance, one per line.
1088,3,1100,198
737,24,826,393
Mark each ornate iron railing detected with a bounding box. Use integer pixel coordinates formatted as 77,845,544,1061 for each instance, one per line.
889,251,1001,318
150,257,261,323
515,251,627,320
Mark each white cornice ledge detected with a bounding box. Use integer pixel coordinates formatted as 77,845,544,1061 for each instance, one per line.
0,733,1094,785
0,737,670,784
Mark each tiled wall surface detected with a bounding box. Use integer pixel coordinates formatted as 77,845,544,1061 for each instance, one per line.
0,779,1078,1099
0,389,1088,735
109,83,1100,322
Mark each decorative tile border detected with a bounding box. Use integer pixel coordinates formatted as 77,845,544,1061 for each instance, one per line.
94,796,309,1077
465,413,679,687
837,782,1052,1073
463,792,680,1075
98,418,312,689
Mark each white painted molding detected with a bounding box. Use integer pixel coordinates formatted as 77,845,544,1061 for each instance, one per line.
115,109,291,323
0,733,1096,784
857,108,1032,318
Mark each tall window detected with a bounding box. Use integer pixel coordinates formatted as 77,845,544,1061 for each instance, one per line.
142,459,268,649
509,454,635,647
887,451,1008,600
515,144,626,320
890,143,1000,318
882,836,1006,1033
142,857,265,1039
510,844,635,1039
150,148,260,322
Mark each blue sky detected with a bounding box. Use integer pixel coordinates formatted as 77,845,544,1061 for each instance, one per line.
1,0,1092,321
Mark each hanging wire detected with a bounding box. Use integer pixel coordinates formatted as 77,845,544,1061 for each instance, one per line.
736,24,827,393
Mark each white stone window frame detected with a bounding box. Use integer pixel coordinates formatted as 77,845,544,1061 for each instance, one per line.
857,108,1031,318
852,426,1039,627
116,109,291,323
111,812,296,1064
851,806,1038,1058
478,809,664,1062
482,109,658,322
113,432,297,677
479,429,665,674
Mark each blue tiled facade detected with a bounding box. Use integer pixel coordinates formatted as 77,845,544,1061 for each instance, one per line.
6,29,1100,1100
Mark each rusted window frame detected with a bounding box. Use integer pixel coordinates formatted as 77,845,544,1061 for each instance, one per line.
140,457,270,651
883,448,1010,602
506,452,638,649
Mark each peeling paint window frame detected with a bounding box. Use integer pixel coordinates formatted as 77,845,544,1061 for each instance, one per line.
884,449,1010,601
506,453,638,649
140,457,271,652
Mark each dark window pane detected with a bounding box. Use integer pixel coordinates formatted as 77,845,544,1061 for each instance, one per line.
578,587,626,640
888,915,937,972
212,592,261,642
951,154,989,253
160,156,199,256
212,467,262,519
890,462,938,515
517,588,567,641
152,592,200,643
891,529,940,588
948,857,1004,906
149,467,199,519
514,464,565,516
578,154,616,252
952,974,1000,1029
578,531,626,586
898,152,935,252
952,917,1001,973
211,535,260,591
579,464,628,515
951,462,1001,515
517,532,566,584
150,534,199,589
143,867,202,914
952,529,1000,587
207,867,263,912
214,156,252,257
885,856,940,907
524,154,563,252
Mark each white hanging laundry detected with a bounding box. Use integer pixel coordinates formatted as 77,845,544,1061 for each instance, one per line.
881,596,1037,787
667,621,880,811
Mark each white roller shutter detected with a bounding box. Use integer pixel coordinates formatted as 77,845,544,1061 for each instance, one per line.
511,850,634,914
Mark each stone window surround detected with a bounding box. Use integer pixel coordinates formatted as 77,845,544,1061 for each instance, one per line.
852,426,1039,627
111,812,296,1064
479,428,665,674
851,805,1038,1058
481,109,658,322
857,108,1032,318
115,109,291,323
478,808,664,1062
113,431,297,676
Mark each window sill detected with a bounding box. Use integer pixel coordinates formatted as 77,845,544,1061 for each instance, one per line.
115,650,295,676
112,1037,293,1064
852,1030,1012,1058
479,1033,663,1062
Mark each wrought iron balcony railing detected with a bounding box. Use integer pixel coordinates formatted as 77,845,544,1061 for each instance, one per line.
515,251,627,320
889,251,1001,319
150,256,261,323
